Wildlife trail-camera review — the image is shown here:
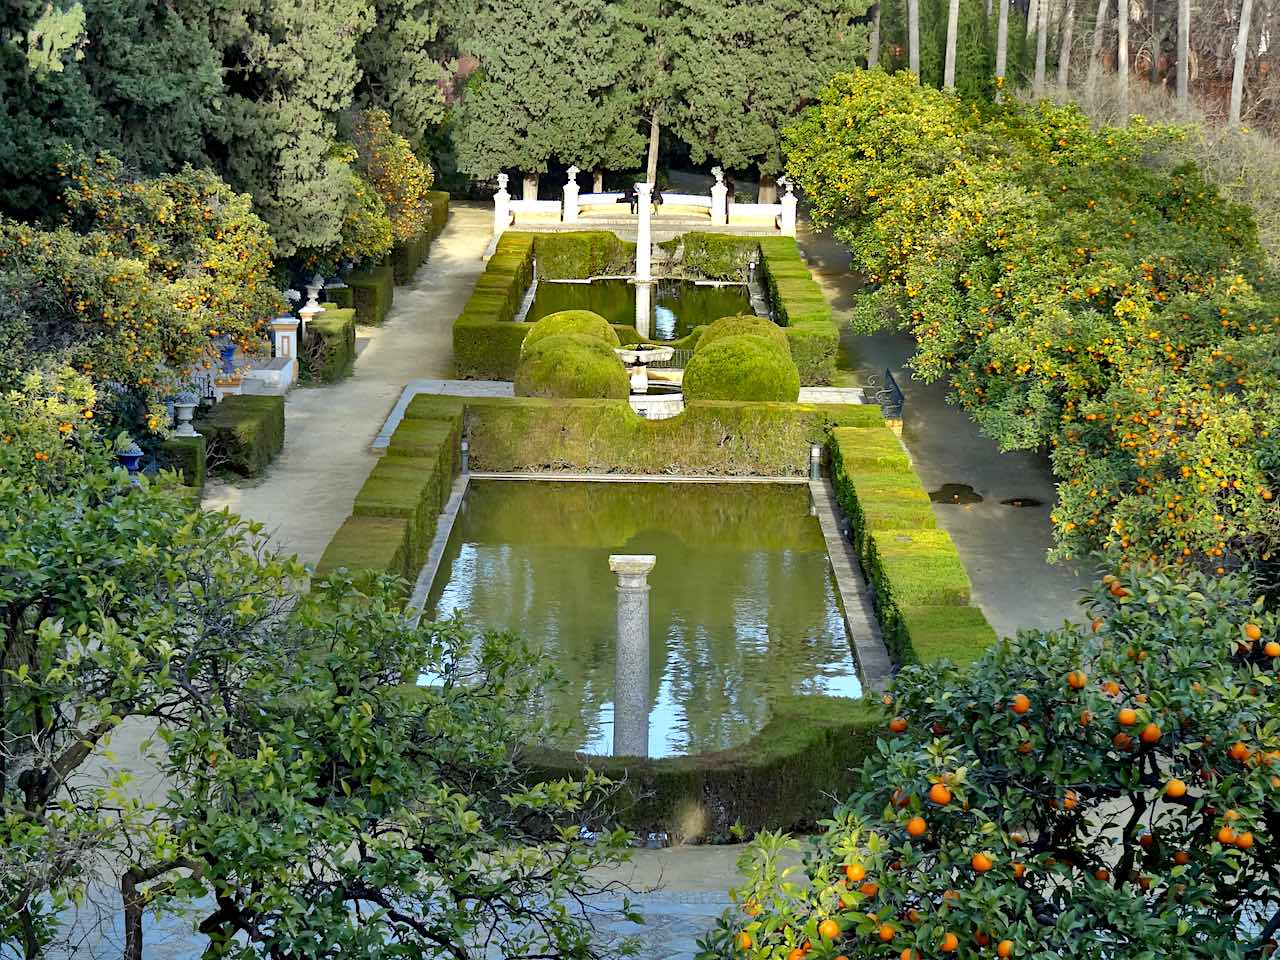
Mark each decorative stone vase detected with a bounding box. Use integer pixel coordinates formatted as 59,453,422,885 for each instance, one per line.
219,342,237,375
117,442,144,483
173,401,200,438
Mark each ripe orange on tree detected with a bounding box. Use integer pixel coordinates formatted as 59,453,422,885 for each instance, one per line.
1230,741,1252,763
1173,850,1191,865
1117,707,1138,726
929,782,953,806
878,922,895,943
1217,825,1238,845
1067,670,1088,690
1166,778,1187,798
1011,693,1031,714
859,880,880,897
1236,831,1255,850
971,852,994,873
1245,623,1263,642
889,716,909,734
997,939,1015,958
1266,641,1280,657
844,862,866,883
818,918,841,940
1140,723,1162,744
906,816,928,838
940,931,960,952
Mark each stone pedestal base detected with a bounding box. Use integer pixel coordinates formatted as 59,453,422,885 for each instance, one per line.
634,281,654,340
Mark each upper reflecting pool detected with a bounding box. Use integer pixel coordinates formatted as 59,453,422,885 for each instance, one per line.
528,278,752,341
425,480,860,758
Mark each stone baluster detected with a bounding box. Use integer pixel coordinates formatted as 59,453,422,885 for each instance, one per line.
710,165,728,226
493,173,511,237
780,176,798,237
563,165,580,223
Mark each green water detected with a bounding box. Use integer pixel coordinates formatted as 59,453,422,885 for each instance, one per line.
425,481,860,758
528,278,752,341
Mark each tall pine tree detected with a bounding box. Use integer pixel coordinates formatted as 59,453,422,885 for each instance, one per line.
355,0,452,148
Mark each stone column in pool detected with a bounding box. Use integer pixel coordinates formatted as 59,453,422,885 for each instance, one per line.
609,554,655,757
634,181,654,340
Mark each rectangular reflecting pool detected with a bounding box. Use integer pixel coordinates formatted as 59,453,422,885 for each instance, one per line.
528,278,752,341
424,480,861,758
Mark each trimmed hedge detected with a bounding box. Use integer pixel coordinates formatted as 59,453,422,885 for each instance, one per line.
195,395,284,478
405,394,880,476
829,425,995,668
696,313,790,353
315,407,463,585
453,233,536,379
521,309,622,354
672,233,759,280
426,190,450,237
758,237,839,386
333,259,395,326
514,334,630,400
527,695,883,841
156,434,206,492
533,231,634,279
302,304,356,383
682,335,801,403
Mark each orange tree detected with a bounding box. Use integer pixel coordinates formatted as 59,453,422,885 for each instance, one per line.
698,565,1280,958
783,69,1280,574
0,153,283,432
352,108,435,242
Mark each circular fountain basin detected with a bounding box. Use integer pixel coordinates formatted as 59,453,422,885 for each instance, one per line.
615,345,675,365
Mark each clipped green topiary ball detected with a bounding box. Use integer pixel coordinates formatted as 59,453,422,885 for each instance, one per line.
514,333,630,399
682,334,801,403
695,314,790,354
521,309,622,356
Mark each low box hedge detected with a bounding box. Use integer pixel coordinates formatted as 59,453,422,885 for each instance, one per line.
532,230,635,279
315,515,415,584
829,425,996,668
302,304,356,383
196,394,284,477
392,231,431,285
758,237,839,386
338,259,395,326
426,190,450,237
156,434,206,493
526,694,883,841
454,233,536,379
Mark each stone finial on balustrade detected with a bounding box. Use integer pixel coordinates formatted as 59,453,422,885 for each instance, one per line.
493,172,511,237
563,165,580,224
779,175,798,237
710,165,728,226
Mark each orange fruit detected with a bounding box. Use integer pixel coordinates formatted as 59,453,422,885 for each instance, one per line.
1113,732,1133,750
1094,868,1110,882
1117,708,1138,726
889,717,909,734
1067,670,1088,690
1236,831,1255,850
906,908,921,924
1011,694,1031,714
975,930,990,947
900,950,919,960
787,950,804,960
743,898,761,917
929,783,953,806
971,852,994,873
940,931,959,952
878,922,895,943
906,816,927,838
1165,778,1187,798
818,918,841,940
1080,710,1093,726
844,862,866,883
1109,582,1130,598
1140,723,1162,744
1217,825,1238,845
1102,680,1121,697
1173,850,1190,866
1091,617,1105,632
859,881,880,897
1266,641,1280,658
1063,789,1079,810
997,940,1015,958
1230,742,1251,763
1245,623,1263,642
736,931,753,951
1017,740,1034,754
1012,862,1025,879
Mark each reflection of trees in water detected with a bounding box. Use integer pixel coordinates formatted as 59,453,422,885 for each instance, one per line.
428,482,856,755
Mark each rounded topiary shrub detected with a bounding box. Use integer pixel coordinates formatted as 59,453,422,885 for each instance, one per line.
695,314,789,354
514,333,629,399
681,334,801,403
521,309,621,356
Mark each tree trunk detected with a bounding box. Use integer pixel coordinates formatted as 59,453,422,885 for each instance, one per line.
592,169,604,193
1176,0,1189,105
1118,0,1129,119
907,0,920,74
1028,0,1040,38
1057,0,1077,89
868,4,881,67
758,172,778,204
1229,0,1253,124
522,173,539,201
645,108,660,184
1086,0,1108,88
995,0,1010,100
943,0,961,87
1034,0,1050,92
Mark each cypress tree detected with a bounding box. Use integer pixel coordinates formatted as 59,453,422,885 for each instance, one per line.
355,0,452,147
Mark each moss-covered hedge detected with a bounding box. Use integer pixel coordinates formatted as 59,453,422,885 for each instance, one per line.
331,259,395,326
405,394,880,476
453,233,536,379
514,333,630,399
195,394,284,478
683,334,801,403
156,434,206,493
302,304,356,383
671,233,759,280
426,190,450,237
829,425,996,668
315,406,463,584
527,695,883,841
533,231,635,279
521,309,622,354
391,193,450,284
758,237,839,386
696,313,790,353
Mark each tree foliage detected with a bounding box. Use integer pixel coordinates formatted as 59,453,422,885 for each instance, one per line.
784,69,1280,572
355,0,452,145
352,108,436,241
701,565,1280,959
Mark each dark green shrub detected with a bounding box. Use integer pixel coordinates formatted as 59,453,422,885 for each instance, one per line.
453,233,535,379
532,231,635,279
195,395,285,477
345,259,395,325
521,309,621,355
758,237,839,385
696,314,790,353
391,231,430,284
156,434,206,492
514,334,629,399
676,233,760,280
426,190,450,236
302,305,356,383
682,335,800,403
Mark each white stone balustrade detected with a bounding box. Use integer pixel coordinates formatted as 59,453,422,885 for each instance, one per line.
562,166,580,223
493,173,511,236
710,166,728,225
